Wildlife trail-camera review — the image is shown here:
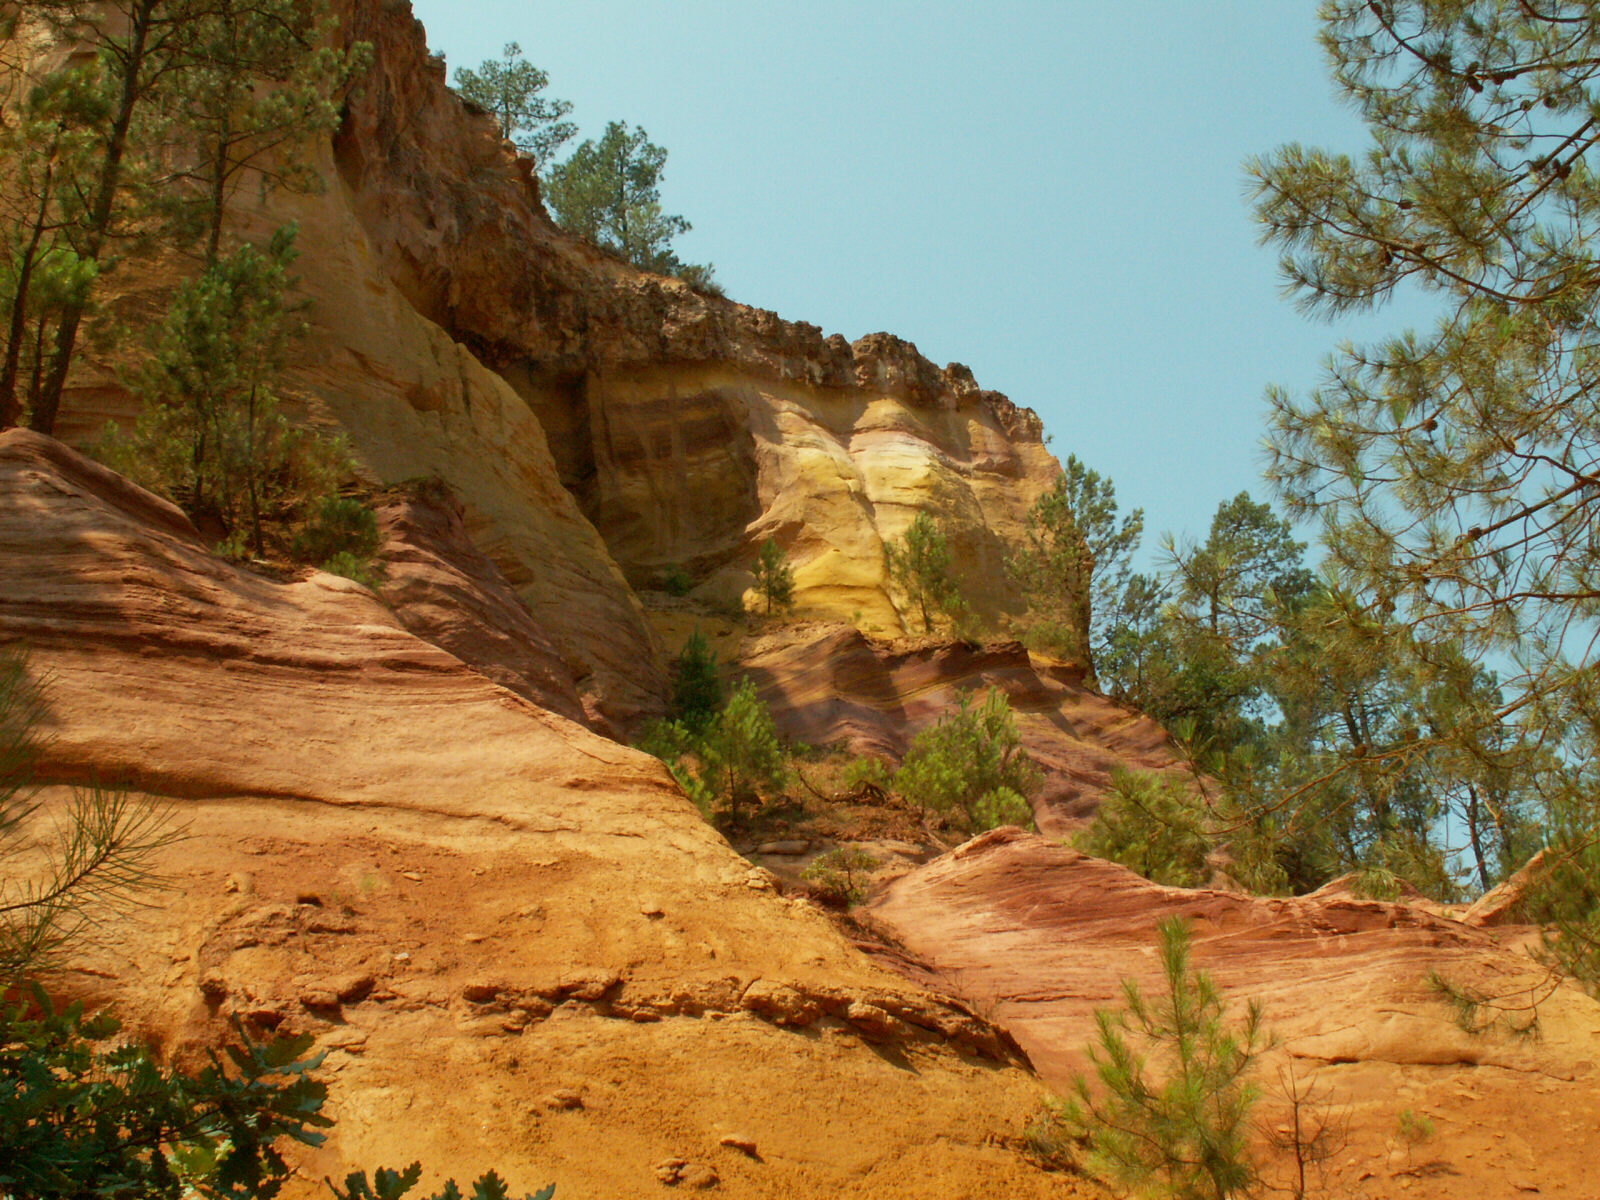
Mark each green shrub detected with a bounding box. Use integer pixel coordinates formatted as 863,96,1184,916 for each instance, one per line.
331,1163,553,1200
661,564,693,597
293,495,380,561
1527,795,1600,995
972,786,1032,830
1055,917,1266,1200
801,847,880,907
0,988,332,1200
1076,768,1212,888
634,718,717,817
699,678,790,822
669,629,722,733
0,986,555,1200
319,550,384,591
639,678,790,824
1019,618,1078,661
285,497,384,589
892,689,1039,831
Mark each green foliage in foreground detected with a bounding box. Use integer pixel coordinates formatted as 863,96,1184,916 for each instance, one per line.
0,989,557,1200
331,1162,554,1200
893,689,1038,831
0,990,331,1200
1055,918,1266,1200
0,646,551,1199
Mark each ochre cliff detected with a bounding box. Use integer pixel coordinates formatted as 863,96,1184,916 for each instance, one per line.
1,429,1100,1199
327,0,1060,626
46,0,1063,707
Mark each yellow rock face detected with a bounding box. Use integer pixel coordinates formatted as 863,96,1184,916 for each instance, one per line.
574,366,1061,632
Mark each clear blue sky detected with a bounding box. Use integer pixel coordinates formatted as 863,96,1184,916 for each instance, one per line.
406,1,1426,564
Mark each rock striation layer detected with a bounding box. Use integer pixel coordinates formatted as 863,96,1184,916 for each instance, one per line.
723,622,1183,835
0,429,1098,1198
865,828,1600,1200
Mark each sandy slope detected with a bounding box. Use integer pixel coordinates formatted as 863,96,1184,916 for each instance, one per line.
0,429,1099,1199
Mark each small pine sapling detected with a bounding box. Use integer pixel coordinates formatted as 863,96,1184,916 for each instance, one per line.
699,678,789,823
753,537,795,617
669,629,722,733
883,512,966,634
1058,917,1267,1200
800,846,880,907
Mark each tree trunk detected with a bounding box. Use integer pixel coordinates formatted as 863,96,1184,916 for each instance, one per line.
0,140,59,429
246,384,263,556
1466,784,1491,893
30,0,160,436
203,7,239,266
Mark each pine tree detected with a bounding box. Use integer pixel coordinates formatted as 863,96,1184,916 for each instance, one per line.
0,646,176,984
892,689,1039,830
1249,1,1600,965
1008,456,1143,679
698,678,790,823
452,42,574,173
543,121,713,285
753,537,795,617
1059,918,1266,1200
884,512,966,635
17,0,211,435
0,60,104,431
108,226,347,558
4,0,366,434
166,0,368,264
669,629,722,734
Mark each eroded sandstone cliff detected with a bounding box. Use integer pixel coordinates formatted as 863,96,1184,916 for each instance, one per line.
46,0,1064,719
1,428,1100,1199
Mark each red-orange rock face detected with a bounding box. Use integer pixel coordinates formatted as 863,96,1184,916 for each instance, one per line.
864,829,1600,1200
732,623,1182,833
0,429,1101,1198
